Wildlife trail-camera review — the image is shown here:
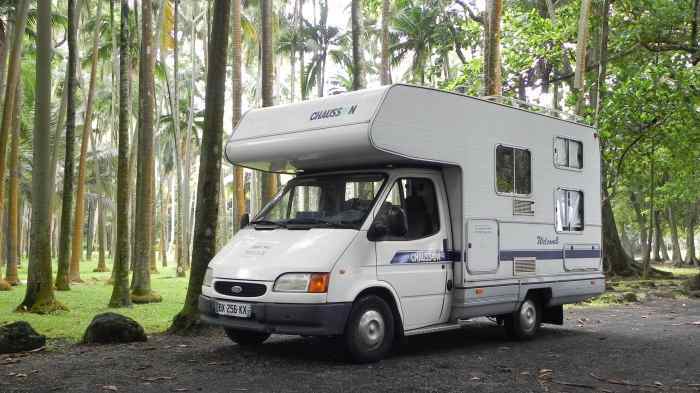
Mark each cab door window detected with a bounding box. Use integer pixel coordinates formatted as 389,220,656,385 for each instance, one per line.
374,178,440,240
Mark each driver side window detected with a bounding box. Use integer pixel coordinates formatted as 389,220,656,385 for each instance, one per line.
374,178,440,241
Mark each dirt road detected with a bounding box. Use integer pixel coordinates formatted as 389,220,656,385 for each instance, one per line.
2,298,699,393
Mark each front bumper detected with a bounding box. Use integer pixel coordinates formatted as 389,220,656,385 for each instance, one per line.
198,295,351,336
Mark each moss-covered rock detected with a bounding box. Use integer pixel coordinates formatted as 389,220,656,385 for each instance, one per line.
82,313,147,344
0,321,46,354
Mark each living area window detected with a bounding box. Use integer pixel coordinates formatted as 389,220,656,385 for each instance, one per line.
554,137,583,169
555,188,584,232
496,144,531,195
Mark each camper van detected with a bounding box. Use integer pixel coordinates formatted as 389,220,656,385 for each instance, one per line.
199,84,605,363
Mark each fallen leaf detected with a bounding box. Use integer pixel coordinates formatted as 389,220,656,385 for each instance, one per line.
470,376,481,381
173,388,189,392
15,373,27,378
102,386,118,391
142,376,175,382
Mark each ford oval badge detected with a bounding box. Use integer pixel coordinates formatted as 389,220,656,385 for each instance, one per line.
231,285,243,294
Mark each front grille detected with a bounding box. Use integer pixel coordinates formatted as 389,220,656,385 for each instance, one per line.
214,280,267,297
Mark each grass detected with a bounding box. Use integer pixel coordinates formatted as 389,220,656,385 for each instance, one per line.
0,257,189,342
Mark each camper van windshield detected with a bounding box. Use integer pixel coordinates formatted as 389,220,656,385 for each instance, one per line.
254,173,386,229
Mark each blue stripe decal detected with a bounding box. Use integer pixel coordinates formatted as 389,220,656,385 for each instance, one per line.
391,250,460,264
499,249,601,261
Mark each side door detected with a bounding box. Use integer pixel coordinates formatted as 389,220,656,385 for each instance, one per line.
374,175,452,330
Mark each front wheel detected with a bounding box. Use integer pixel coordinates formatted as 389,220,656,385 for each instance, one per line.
224,328,270,346
344,295,395,363
504,297,541,340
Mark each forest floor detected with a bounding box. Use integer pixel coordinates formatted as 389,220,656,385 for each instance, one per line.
1,265,699,393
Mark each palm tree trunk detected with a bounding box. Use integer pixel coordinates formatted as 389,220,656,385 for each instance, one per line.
685,203,698,265
131,0,160,304
668,207,683,266
0,0,30,275
380,0,391,85
19,0,65,313
109,0,133,308
160,175,168,268
351,0,366,90
573,0,592,114
4,80,22,286
96,198,108,272
653,210,664,261
231,0,245,232
171,0,231,333
260,0,278,205
484,0,502,96
70,0,103,283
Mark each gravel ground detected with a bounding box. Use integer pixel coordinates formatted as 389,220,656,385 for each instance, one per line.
2,298,699,393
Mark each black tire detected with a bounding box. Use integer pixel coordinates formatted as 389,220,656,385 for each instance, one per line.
504,297,541,340
224,328,271,346
344,295,395,363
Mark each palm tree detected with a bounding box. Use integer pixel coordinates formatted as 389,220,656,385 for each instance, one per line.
391,3,438,85
231,0,246,231
55,0,80,291
131,0,161,304
351,0,366,90
484,0,503,96
18,0,65,313
260,0,277,204
70,0,104,283
109,0,133,308
171,0,231,333
0,0,30,289
4,79,21,286
380,0,392,85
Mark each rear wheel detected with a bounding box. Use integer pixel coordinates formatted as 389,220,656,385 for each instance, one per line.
344,295,395,363
504,297,541,340
224,328,270,346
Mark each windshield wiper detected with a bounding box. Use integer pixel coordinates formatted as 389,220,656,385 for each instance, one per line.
286,219,355,229
250,220,286,229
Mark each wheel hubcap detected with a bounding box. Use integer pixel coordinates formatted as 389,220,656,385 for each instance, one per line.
358,309,385,350
519,300,537,332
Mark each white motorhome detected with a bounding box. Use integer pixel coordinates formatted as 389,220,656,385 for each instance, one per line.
199,84,605,362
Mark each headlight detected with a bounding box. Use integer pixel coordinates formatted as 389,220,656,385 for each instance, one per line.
203,267,213,287
273,273,329,293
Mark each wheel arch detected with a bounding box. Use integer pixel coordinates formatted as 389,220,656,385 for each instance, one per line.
353,283,405,338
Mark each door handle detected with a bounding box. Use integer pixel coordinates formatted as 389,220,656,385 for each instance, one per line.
446,279,453,291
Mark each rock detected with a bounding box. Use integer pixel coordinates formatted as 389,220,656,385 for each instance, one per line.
82,313,147,344
622,292,638,302
0,321,46,354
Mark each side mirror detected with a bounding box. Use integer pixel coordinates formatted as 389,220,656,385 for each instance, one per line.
239,213,250,229
367,222,388,241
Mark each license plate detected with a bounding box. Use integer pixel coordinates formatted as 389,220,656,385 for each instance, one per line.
215,301,252,318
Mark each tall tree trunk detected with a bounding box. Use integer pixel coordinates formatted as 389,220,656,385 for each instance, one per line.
351,0,366,90
182,0,197,272
131,0,160,304
629,191,649,266
380,0,391,85
171,0,231,333
298,0,307,100
668,207,683,266
96,198,108,272
231,0,245,232
86,200,95,261
109,0,133,308
4,80,21,286
0,0,30,276
602,187,639,276
684,202,698,265
18,0,65,313
653,210,664,261
160,175,168,267
483,0,502,96
150,158,158,273
55,0,79,291
260,0,277,205
70,0,103,283
573,0,592,115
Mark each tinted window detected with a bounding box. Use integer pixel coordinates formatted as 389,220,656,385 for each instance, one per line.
375,178,440,240
496,145,531,195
